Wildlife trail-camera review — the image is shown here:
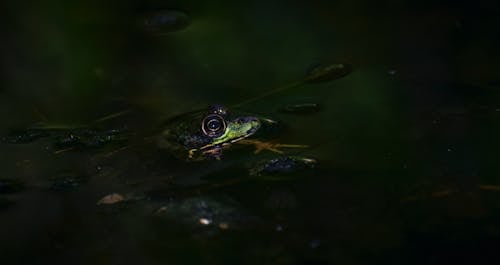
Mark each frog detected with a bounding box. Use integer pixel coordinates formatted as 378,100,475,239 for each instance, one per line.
155,63,352,163
156,104,309,161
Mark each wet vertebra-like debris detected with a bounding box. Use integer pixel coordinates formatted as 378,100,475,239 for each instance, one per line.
304,63,352,83
0,178,25,194
249,156,317,178
138,10,190,35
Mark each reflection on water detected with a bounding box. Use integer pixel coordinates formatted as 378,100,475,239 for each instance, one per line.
1,1,500,264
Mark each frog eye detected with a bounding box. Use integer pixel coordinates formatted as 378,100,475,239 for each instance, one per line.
201,114,226,138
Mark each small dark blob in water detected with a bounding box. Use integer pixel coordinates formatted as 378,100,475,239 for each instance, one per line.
249,156,317,178
0,178,25,194
2,129,50,144
279,103,322,114
305,63,352,83
139,10,190,35
50,173,88,191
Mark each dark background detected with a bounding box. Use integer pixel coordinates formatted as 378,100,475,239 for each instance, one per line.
1,1,500,264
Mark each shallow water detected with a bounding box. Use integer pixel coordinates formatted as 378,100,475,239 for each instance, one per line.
1,1,500,264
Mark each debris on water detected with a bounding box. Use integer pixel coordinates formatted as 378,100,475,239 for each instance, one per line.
138,10,190,35
478,185,500,192
155,206,168,214
199,217,212,225
249,156,317,178
0,178,25,194
401,189,455,202
53,127,129,151
97,193,125,205
50,173,88,191
3,125,129,153
238,139,308,155
403,184,500,203
2,128,51,144
279,103,322,114
304,63,352,84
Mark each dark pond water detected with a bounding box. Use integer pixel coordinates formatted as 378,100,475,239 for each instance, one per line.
1,1,500,264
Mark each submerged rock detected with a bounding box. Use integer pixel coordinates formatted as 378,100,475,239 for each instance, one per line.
249,156,317,179
154,196,259,232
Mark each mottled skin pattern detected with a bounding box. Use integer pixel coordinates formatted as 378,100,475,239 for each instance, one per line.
158,106,261,161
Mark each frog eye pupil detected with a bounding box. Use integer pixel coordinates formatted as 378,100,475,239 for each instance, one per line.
207,119,220,130
201,114,226,138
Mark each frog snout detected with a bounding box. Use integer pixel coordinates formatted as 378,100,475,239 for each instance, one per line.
244,117,261,134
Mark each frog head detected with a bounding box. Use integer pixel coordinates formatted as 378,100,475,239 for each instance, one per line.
158,105,261,161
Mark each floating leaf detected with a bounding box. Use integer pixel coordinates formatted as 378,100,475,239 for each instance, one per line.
279,103,322,114
304,63,352,83
97,193,125,205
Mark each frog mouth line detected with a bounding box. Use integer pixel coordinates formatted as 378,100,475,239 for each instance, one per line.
229,130,256,144
195,133,250,152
